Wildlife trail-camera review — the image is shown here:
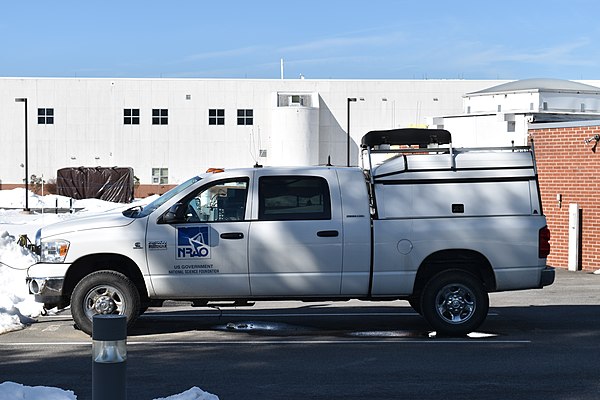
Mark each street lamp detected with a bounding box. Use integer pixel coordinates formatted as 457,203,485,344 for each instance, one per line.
15,98,29,212
347,98,357,167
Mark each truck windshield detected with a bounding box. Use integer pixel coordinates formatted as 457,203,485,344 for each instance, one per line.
123,176,203,218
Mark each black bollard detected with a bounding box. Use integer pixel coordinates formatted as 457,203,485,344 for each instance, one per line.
92,314,127,400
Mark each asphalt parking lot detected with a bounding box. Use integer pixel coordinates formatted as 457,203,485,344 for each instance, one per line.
1,268,599,400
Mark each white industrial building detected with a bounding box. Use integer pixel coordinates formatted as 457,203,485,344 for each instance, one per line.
3,77,600,194
430,78,600,147
0,78,499,191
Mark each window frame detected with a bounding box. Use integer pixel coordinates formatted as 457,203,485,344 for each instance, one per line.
237,109,253,125
152,109,168,125
152,167,169,184
209,109,225,125
37,108,54,124
124,108,140,125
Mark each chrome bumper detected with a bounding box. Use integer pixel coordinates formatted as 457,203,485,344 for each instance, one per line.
26,277,65,307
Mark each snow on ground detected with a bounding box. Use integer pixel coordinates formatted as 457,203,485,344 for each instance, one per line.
0,188,218,400
0,382,219,400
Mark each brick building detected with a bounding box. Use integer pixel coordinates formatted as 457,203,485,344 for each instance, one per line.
529,121,600,272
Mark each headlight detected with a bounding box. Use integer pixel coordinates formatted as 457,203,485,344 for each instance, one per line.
41,240,70,263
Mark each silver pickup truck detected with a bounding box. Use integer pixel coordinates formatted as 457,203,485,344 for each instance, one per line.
26,128,554,336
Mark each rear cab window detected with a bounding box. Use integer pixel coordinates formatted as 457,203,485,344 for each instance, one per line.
258,176,331,221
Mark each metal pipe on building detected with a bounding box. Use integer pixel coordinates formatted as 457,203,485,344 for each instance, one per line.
14,98,29,212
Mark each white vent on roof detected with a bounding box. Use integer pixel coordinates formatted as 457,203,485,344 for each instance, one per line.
277,93,312,107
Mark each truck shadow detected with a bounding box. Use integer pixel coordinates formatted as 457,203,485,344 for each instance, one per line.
128,304,600,340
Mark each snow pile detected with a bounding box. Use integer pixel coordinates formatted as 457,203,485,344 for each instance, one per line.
0,231,43,334
154,386,219,400
0,189,148,334
0,188,131,334
0,382,77,400
0,382,219,400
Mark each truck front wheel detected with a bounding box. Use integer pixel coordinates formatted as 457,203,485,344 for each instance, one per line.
71,270,141,336
421,270,489,336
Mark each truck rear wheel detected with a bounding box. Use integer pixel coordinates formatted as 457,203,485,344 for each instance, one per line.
421,270,488,336
71,270,141,336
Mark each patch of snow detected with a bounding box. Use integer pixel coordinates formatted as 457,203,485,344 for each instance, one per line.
0,382,219,399
153,386,219,400
0,382,77,400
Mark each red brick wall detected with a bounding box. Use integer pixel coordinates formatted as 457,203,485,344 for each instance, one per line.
529,125,600,271
134,184,176,198
0,183,175,200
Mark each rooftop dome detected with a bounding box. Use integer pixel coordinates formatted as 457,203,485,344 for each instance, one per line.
468,78,600,96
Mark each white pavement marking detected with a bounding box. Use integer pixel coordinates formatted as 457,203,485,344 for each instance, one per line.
41,325,62,332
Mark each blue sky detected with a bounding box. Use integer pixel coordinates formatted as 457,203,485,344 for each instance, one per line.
2,0,599,80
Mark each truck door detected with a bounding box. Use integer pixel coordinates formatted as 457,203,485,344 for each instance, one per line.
248,172,343,296
146,177,251,297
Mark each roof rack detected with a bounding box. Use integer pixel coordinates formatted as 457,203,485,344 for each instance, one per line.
361,128,452,149
360,128,455,175
360,128,537,181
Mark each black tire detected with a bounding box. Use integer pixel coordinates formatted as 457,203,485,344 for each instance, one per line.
140,299,164,314
71,270,141,336
408,296,422,315
421,270,489,336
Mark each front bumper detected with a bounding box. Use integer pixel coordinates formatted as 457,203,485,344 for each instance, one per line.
26,277,65,307
26,262,71,306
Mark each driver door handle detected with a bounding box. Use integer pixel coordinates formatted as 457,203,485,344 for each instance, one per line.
317,230,339,237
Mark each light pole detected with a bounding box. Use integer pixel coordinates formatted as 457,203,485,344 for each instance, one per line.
15,98,29,212
347,98,357,167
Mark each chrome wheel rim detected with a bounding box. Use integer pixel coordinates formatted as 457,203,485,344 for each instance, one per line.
83,284,125,320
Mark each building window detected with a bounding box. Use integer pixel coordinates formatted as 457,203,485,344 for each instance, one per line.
507,121,516,132
152,168,169,184
124,109,140,125
38,108,54,124
209,109,225,125
152,109,168,125
237,109,253,125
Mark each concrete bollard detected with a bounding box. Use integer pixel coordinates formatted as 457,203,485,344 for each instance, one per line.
92,314,127,400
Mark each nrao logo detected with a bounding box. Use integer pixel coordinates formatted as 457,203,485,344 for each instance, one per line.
177,226,211,259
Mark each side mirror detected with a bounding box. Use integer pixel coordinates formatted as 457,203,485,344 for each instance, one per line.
160,203,184,224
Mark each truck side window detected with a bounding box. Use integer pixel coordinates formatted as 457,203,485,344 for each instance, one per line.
185,179,249,222
258,176,331,221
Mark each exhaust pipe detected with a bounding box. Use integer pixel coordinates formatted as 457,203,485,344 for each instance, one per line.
28,279,43,295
